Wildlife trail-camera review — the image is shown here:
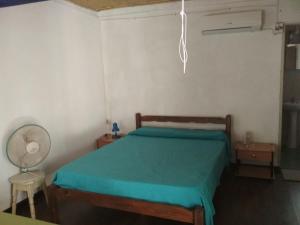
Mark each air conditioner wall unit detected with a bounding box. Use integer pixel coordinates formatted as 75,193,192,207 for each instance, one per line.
201,10,263,35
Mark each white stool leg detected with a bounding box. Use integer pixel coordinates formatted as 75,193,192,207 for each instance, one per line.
26,185,36,219
11,184,18,215
42,182,48,205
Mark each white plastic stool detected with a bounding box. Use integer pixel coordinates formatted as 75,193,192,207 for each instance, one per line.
9,170,48,219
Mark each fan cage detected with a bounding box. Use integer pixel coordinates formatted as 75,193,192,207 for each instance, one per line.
6,124,51,170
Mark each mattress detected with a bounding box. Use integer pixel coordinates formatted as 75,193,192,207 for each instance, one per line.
53,127,230,225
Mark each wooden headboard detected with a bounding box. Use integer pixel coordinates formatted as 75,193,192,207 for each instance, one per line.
135,113,232,141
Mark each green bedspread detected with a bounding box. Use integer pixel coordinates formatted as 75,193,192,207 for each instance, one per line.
53,127,230,225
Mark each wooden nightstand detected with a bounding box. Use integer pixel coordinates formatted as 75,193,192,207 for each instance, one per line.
235,142,276,180
96,133,124,149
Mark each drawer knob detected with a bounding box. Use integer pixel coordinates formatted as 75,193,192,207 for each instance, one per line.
251,154,256,158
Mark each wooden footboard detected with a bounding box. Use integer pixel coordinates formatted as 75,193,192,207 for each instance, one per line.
48,185,204,225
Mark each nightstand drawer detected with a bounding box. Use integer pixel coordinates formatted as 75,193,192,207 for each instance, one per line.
237,150,272,162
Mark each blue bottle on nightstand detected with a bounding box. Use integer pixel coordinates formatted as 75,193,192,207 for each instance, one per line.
112,122,120,138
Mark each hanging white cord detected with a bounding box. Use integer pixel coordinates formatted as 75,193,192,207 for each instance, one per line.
179,0,188,74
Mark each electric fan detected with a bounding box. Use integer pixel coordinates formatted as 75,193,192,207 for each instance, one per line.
6,124,51,172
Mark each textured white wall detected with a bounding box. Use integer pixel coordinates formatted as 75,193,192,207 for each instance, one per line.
279,0,300,23
99,1,283,157
0,1,106,210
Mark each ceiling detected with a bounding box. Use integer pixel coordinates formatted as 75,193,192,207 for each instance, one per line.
67,0,179,11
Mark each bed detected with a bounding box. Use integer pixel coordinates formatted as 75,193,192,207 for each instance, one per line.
49,113,231,225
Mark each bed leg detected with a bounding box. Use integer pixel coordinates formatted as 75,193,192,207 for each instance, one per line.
48,185,59,224
193,206,204,225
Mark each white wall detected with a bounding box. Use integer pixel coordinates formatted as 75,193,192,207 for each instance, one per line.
0,1,106,210
99,0,283,157
279,0,300,24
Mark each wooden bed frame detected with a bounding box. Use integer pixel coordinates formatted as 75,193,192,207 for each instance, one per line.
48,113,231,225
